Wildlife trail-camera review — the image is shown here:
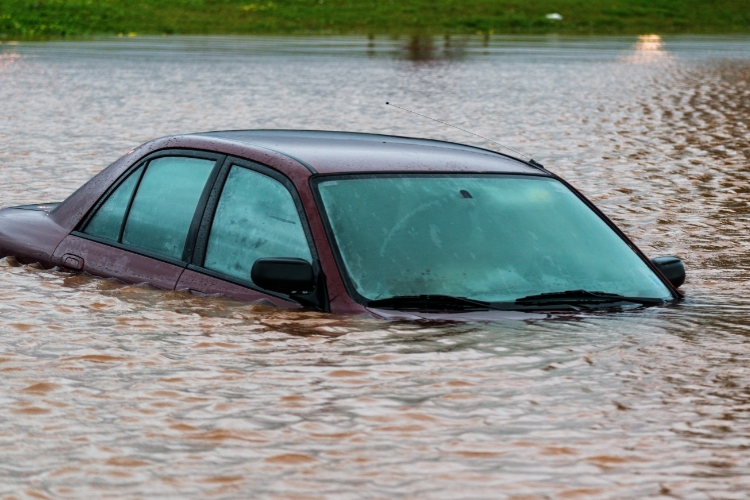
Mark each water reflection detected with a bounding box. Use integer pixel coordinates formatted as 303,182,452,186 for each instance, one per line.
8,34,748,63
1,36,750,498
624,34,672,64
399,35,468,61
0,52,20,70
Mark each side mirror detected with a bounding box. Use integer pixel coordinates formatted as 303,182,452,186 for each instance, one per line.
251,258,315,294
651,256,685,288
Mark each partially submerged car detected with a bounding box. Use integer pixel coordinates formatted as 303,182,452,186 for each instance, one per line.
0,130,685,319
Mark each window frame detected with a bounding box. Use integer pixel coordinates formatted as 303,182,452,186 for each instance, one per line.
74,149,320,303
186,157,319,298
74,149,226,267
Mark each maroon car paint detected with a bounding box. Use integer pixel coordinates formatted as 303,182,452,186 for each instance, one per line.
0,133,374,314
52,234,186,292
196,134,539,175
0,130,681,319
0,208,69,267
175,269,301,308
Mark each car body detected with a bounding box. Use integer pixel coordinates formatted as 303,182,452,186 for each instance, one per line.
0,130,684,320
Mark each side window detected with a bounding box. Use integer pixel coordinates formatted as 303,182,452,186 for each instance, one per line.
204,165,312,282
83,156,215,261
122,157,214,259
84,165,143,241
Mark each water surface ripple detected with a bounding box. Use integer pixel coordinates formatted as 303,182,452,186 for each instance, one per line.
1,35,750,499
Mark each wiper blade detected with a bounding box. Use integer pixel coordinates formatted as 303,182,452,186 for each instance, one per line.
367,294,499,311
367,291,666,313
515,289,665,306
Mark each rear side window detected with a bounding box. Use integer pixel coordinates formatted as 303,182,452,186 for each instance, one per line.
83,156,215,261
204,165,311,282
123,157,214,259
84,165,143,241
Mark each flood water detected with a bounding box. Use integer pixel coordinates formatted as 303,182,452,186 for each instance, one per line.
1,35,750,499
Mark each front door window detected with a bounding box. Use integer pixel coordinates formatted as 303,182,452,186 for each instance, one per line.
203,165,312,282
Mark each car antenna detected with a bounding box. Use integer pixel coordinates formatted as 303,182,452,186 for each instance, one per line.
385,102,545,168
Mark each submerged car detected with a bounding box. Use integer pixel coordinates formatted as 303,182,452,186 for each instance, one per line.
0,130,684,319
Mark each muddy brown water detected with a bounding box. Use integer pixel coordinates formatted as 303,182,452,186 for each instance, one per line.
1,35,750,499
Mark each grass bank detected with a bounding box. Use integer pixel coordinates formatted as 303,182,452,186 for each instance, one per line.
1,0,749,38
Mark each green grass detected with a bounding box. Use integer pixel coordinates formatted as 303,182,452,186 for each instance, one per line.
1,0,749,38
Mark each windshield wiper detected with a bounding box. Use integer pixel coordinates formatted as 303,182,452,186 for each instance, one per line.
367,294,501,311
515,289,665,307
366,290,665,313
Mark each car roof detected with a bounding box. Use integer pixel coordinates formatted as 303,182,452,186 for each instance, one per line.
191,130,543,175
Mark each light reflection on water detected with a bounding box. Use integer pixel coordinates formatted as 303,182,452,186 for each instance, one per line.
622,34,673,64
1,35,750,498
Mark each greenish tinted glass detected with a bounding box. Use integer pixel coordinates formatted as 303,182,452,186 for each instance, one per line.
317,175,672,302
205,166,311,281
122,157,214,260
84,166,143,241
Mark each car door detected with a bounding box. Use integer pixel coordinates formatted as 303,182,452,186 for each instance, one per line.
53,150,223,289
175,158,317,308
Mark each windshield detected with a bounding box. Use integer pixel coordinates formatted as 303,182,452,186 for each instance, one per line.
316,175,672,303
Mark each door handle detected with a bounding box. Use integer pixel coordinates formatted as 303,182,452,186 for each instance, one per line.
62,253,84,271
